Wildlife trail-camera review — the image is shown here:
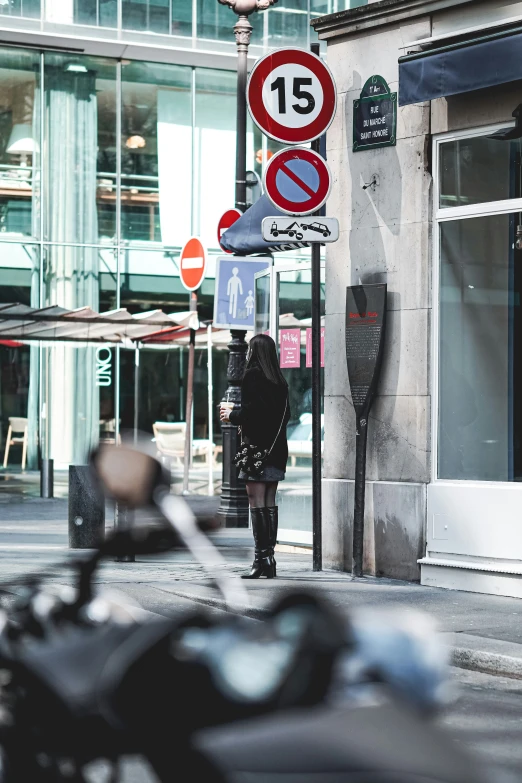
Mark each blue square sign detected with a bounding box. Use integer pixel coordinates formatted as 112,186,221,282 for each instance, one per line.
213,257,271,330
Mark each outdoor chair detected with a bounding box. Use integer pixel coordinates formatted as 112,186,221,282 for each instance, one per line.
3,416,29,470
152,422,217,466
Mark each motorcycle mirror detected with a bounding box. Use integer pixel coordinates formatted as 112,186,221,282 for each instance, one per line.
90,443,166,509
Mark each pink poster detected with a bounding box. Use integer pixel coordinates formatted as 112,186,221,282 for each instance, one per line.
306,327,325,368
279,328,301,368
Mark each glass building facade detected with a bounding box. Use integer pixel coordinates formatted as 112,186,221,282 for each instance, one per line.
0,0,361,477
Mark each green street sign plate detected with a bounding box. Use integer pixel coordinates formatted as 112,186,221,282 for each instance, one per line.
353,75,397,152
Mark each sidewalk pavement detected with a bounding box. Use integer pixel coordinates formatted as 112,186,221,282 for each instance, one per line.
2,492,522,679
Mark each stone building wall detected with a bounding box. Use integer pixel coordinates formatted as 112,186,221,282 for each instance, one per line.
321,15,433,580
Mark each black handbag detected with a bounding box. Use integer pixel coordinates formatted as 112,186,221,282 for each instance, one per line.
234,398,288,478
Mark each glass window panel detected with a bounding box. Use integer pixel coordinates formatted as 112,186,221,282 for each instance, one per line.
268,1,309,48
0,0,40,19
172,0,192,36
122,0,172,34
121,61,192,246
439,136,517,209
438,213,522,481
276,265,324,538
197,0,262,44
42,54,117,244
0,49,40,240
195,69,254,250
0,242,39,469
74,0,117,27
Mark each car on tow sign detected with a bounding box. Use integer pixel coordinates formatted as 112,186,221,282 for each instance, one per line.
300,221,331,238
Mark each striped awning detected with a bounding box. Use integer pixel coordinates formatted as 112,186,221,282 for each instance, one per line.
0,304,199,343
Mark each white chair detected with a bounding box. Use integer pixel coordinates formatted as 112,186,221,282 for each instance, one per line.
153,422,218,466
153,422,187,465
3,416,28,470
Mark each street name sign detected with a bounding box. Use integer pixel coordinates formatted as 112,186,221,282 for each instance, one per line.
179,236,206,292
262,216,338,243
264,147,331,216
247,47,337,145
214,257,272,331
353,75,397,152
217,208,242,253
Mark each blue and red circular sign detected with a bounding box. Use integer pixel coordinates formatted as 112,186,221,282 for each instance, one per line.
247,48,337,145
264,147,331,216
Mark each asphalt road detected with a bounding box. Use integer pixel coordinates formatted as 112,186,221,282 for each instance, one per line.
86,666,522,782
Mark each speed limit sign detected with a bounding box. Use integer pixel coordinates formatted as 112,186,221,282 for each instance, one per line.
247,48,336,145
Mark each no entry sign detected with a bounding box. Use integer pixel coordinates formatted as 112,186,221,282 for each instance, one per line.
179,237,206,292
217,208,242,253
247,48,336,145
264,147,331,216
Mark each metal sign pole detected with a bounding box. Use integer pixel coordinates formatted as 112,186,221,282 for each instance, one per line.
207,323,214,497
311,42,322,572
183,292,197,494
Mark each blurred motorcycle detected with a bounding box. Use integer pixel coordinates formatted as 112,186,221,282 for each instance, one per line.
0,442,488,783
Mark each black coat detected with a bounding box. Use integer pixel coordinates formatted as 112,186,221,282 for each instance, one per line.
229,366,290,472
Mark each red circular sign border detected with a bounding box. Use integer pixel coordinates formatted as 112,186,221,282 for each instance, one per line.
264,147,331,216
180,236,207,292
247,48,337,145
217,208,242,253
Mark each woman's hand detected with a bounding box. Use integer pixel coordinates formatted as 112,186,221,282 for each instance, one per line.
220,406,231,422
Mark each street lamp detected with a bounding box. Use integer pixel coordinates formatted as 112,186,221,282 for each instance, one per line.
217,0,277,528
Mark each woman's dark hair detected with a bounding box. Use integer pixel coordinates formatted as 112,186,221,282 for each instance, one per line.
245,333,288,386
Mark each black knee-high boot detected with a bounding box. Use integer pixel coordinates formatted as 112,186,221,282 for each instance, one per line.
266,506,278,577
242,507,275,579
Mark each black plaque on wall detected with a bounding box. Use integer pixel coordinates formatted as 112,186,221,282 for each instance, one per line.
345,284,387,578
345,284,387,422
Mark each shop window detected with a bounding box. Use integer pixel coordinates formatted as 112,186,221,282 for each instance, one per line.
438,213,522,481
121,60,192,246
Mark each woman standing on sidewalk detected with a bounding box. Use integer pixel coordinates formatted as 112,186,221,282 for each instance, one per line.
220,334,290,579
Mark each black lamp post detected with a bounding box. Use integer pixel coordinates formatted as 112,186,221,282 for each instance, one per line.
216,0,277,527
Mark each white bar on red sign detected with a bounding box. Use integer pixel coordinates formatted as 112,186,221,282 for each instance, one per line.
182,256,204,269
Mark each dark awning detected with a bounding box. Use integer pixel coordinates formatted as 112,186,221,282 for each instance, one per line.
220,194,309,255
399,26,522,106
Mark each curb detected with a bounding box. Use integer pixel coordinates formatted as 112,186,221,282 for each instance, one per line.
451,645,522,680
170,588,522,680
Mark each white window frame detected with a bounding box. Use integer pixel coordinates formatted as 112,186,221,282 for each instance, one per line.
431,120,521,486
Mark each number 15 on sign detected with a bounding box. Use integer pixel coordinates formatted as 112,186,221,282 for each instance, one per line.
247,48,337,145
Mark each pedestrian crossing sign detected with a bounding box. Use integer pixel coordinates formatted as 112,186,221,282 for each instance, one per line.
213,257,272,331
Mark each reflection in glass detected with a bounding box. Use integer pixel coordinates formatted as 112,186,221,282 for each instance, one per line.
43,54,117,244
121,61,192,245
439,136,516,209
0,49,40,239
438,214,522,481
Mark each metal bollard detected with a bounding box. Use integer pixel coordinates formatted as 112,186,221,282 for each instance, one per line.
68,465,105,549
40,458,54,498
